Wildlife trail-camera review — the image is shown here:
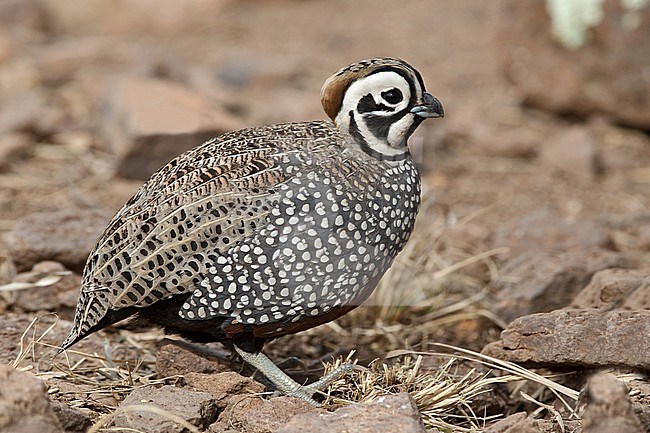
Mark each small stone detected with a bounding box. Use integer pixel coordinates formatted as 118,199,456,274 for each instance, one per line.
49,400,92,433
101,76,244,180
482,309,650,369
5,208,112,272
185,371,265,408
0,364,64,433
572,268,650,310
581,373,644,433
627,378,650,432
112,385,218,433
484,412,540,433
8,261,81,316
277,393,427,433
0,133,33,172
0,91,67,137
156,343,230,377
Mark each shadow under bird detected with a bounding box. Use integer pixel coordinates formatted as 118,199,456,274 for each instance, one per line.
60,57,444,404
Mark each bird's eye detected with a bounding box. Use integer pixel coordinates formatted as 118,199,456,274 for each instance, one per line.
381,88,403,105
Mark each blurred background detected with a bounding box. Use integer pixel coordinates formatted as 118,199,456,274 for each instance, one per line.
0,0,649,431
1,0,649,349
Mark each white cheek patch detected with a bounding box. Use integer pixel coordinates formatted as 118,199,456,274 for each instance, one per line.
339,71,412,117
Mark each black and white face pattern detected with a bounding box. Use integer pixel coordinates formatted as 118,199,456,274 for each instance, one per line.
335,69,426,162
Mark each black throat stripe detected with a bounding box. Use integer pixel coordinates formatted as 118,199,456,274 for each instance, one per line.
348,111,408,162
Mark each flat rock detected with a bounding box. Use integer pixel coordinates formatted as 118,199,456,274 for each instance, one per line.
482,309,650,369
210,395,316,433
276,393,427,433
581,373,644,433
112,385,218,433
101,76,244,179
491,249,632,323
0,364,63,433
156,343,231,378
572,267,650,310
499,0,650,129
5,208,112,272
185,371,265,409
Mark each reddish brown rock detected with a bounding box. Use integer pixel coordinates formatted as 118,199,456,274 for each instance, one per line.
491,249,632,322
185,371,265,409
581,373,644,433
277,393,427,433
210,395,316,433
49,400,92,433
0,364,64,433
5,208,111,272
101,76,244,179
111,385,218,433
572,268,650,310
482,309,650,369
156,343,230,377
539,125,602,183
499,0,650,129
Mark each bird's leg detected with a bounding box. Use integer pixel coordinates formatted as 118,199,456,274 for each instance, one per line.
161,338,233,363
234,345,357,406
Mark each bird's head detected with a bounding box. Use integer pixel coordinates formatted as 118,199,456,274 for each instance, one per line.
321,57,444,161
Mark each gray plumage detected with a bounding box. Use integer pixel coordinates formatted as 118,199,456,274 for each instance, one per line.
61,57,443,403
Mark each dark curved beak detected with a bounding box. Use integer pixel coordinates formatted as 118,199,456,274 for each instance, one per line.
410,92,444,118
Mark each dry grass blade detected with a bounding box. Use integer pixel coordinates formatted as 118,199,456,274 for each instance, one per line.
0,271,69,292
521,392,566,433
12,313,59,369
432,247,509,280
426,343,579,401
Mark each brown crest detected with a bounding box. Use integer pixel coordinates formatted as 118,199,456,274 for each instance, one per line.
320,57,419,123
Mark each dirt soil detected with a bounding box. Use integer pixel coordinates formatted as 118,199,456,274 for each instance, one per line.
0,1,649,432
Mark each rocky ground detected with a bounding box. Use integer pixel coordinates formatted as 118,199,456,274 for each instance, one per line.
0,1,649,432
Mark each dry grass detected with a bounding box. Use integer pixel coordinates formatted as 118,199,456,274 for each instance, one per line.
11,314,171,419
322,345,580,432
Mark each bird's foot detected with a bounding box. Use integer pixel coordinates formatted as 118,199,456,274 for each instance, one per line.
271,363,362,405
234,345,361,406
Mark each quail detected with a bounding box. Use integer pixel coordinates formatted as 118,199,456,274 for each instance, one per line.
61,57,444,404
